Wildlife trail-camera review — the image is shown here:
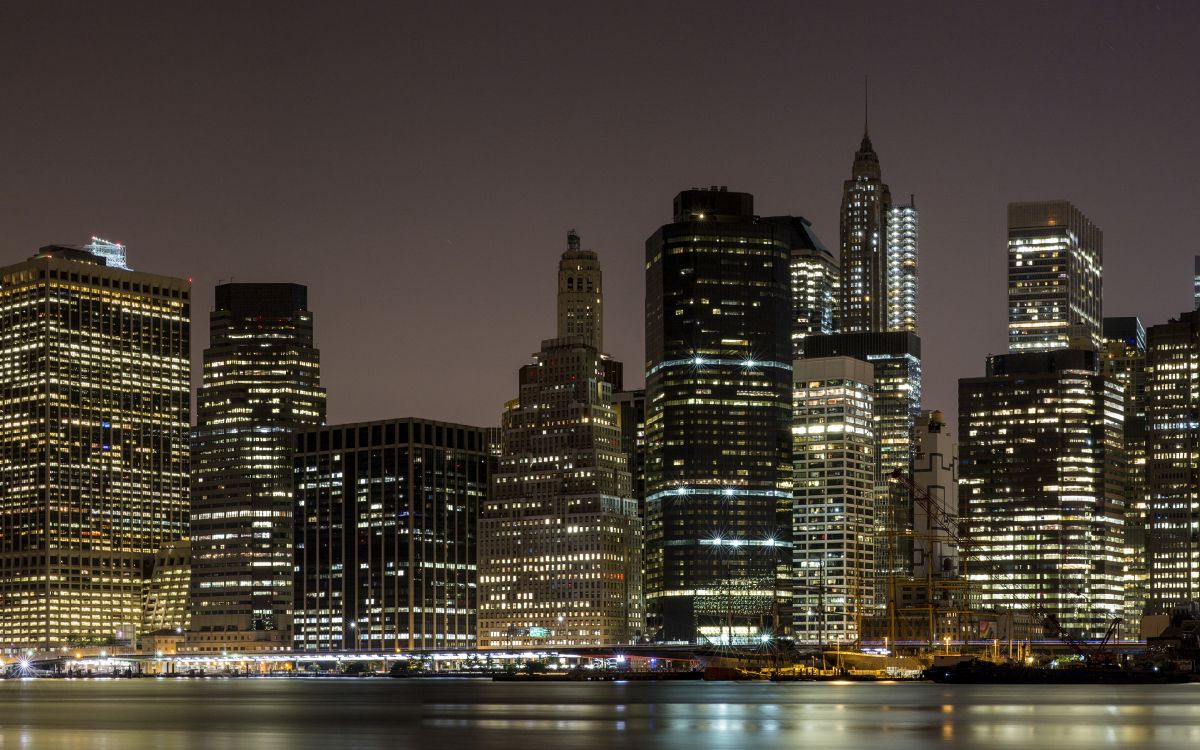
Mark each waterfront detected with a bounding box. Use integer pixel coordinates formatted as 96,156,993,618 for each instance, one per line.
1,680,1199,749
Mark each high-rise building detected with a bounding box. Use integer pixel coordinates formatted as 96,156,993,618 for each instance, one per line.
293,419,491,651
959,350,1125,637
644,188,793,644
770,216,837,358
184,284,325,654
1007,201,1103,353
1145,311,1200,612
912,410,958,581
1102,316,1148,625
0,245,190,648
792,356,875,644
839,127,893,333
478,236,642,648
886,200,918,333
804,332,922,604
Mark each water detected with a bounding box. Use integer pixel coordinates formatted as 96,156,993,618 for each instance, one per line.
1,679,1199,749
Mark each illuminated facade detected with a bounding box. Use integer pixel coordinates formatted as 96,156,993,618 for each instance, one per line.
1102,317,1148,624
839,128,892,333
479,240,642,649
293,419,490,651
886,201,918,333
1007,201,1103,353
774,216,838,357
644,188,793,644
792,357,875,644
0,245,190,648
804,332,922,605
959,350,1126,637
185,284,325,654
1145,311,1200,612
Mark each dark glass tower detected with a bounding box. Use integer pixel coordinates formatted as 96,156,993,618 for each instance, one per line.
645,188,793,644
186,283,325,654
293,419,490,651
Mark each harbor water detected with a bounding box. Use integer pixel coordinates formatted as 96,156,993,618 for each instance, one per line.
1,678,1199,749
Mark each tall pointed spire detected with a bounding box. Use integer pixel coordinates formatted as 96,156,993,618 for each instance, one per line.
864,75,869,138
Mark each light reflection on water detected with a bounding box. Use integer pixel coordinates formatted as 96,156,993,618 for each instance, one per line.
0,679,1198,749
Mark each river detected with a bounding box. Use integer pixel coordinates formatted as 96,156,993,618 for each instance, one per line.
1,679,1198,749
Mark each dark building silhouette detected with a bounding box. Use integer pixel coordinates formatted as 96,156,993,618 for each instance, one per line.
293,419,490,651
644,187,793,644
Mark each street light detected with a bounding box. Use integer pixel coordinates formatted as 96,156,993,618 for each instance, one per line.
943,635,951,655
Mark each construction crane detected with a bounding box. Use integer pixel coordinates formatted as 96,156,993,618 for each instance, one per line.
888,468,1122,663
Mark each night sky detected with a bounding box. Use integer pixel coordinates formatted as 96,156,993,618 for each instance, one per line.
2,2,1197,429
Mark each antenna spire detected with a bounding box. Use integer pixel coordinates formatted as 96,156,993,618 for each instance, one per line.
864,75,870,137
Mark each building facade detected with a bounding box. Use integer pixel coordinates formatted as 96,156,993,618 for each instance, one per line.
912,410,958,581
1007,201,1103,353
185,283,325,654
959,350,1125,637
478,235,642,649
772,216,838,358
792,357,875,644
293,419,490,651
644,188,793,643
804,332,922,605
1102,316,1148,625
886,201,918,333
0,245,190,648
1145,311,1200,612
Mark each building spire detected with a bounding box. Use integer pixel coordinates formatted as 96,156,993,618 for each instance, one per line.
864,75,869,138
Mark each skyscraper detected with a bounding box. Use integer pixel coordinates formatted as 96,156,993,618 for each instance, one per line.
1145,310,1200,612
792,356,875,644
959,350,1125,637
478,234,642,648
293,419,490,651
1102,316,1148,624
804,333,922,605
185,284,325,654
0,245,190,648
1007,201,1103,353
644,188,793,644
839,127,892,333
771,216,837,358
886,200,918,333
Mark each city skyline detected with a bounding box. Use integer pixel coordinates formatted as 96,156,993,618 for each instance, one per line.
2,3,1198,431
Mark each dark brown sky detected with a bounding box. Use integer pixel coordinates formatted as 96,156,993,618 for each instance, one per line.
2,1,1197,428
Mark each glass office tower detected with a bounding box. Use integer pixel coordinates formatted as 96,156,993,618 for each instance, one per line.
644,188,793,644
